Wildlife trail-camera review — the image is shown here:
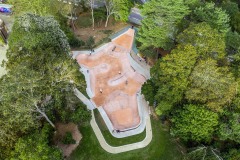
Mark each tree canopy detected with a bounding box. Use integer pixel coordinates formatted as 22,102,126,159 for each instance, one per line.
10,124,62,160
0,13,90,158
177,22,226,60
192,2,230,33
112,0,133,22
8,0,60,16
185,59,236,112
144,44,197,115
219,113,240,143
137,0,190,50
171,104,219,142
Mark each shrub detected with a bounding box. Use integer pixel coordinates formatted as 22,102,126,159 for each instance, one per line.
62,132,76,145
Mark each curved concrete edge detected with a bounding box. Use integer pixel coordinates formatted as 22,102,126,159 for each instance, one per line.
79,66,94,98
127,52,150,79
72,43,109,59
97,93,147,138
90,110,152,154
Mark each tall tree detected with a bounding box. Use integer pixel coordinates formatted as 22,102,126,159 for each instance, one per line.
0,13,89,158
0,67,43,156
186,59,236,112
185,145,223,160
171,104,219,142
145,44,197,115
193,2,230,33
6,13,69,70
104,0,116,27
137,0,190,50
177,22,226,60
87,0,95,30
110,0,133,22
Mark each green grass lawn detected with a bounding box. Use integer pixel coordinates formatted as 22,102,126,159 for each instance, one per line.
69,115,184,160
93,109,146,146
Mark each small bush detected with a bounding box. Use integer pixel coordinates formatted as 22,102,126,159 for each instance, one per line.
62,132,76,145
76,14,92,28
68,35,85,48
101,30,113,35
86,36,95,49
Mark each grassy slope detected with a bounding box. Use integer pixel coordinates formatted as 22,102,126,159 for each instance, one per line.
93,109,146,146
69,116,184,160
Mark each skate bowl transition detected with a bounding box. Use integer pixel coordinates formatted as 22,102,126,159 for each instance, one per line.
76,28,148,137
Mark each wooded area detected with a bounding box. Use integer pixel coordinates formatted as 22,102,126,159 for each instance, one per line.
1,0,240,159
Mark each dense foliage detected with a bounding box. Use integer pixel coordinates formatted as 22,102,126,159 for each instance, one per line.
137,0,190,50
140,0,240,158
0,13,90,159
171,104,219,142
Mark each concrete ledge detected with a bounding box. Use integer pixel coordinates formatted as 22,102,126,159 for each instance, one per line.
127,52,150,79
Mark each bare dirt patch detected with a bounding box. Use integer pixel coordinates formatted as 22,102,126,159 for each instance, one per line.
54,123,82,158
73,14,129,46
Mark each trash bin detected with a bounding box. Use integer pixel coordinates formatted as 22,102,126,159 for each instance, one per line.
0,18,8,43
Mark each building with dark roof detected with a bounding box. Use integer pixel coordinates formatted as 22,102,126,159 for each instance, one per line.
128,8,143,25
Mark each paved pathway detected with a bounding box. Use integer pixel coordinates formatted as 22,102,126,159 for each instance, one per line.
74,88,95,110
90,110,152,154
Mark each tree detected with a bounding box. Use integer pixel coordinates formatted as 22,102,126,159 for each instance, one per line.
177,22,226,60
86,36,95,50
112,0,133,22
146,44,197,115
224,149,240,160
6,13,69,69
185,145,223,160
221,0,239,18
226,31,240,54
185,59,236,112
220,1,240,32
104,0,116,27
141,79,157,106
0,13,89,158
218,113,240,143
231,11,240,33
137,0,190,50
171,104,219,142
11,124,62,160
193,2,230,33
87,0,95,30
0,67,43,158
